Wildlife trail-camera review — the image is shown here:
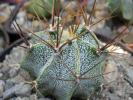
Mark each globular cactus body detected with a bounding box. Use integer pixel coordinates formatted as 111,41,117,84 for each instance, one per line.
21,26,107,100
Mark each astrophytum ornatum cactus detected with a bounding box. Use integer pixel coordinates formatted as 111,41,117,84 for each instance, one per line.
21,26,107,100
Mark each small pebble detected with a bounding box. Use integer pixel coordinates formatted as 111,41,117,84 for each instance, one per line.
16,11,26,26
3,85,15,99
15,97,29,100
9,67,19,78
0,98,3,100
129,97,133,100
5,80,15,90
0,80,5,97
14,83,32,97
0,73,3,78
106,92,121,100
30,94,38,100
39,98,51,100
0,65,10,73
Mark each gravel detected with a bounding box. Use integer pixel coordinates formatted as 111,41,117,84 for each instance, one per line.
3,78,32,99
3,85,15,99
0,47,52,100
0,0,133,99
14,83,32,97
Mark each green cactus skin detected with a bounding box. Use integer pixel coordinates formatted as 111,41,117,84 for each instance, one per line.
27,0,59,18
21,26,107,100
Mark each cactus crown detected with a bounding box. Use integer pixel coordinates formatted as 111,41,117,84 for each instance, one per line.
20,0,108,100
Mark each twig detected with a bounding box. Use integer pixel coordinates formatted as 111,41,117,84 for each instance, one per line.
94,32,133,55
0,36,30,62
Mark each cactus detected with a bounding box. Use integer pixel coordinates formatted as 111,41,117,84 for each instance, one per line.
20,25,107,100
20,0,108,99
